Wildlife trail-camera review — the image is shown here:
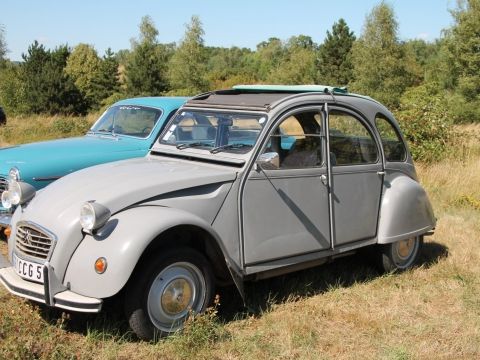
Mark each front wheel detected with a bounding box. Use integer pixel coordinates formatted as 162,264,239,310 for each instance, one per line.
125,248,214,340
377,236,423,272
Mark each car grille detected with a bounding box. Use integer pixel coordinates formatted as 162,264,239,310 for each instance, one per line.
15,224,55,260
0,176,7,196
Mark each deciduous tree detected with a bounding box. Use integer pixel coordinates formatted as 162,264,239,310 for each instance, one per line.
168,16,208,95
125,16,171,96
351,3,415,108
65,43,101,108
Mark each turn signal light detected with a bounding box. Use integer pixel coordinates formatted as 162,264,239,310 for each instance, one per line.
94,257,107,274
4,226,11,238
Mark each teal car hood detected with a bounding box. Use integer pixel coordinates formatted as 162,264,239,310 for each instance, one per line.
0,135,151,188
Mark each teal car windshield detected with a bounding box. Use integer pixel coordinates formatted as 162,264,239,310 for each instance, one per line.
160,111,266,153
90,105,162,138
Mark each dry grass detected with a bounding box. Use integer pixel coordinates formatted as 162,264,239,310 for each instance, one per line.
0,125,479,359
0,113,99,146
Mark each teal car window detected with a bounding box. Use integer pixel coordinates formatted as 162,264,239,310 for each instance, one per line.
161,111,266,153
91,105,162,138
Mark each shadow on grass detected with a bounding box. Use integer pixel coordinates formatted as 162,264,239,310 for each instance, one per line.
217,240,449,321
36,240,448,341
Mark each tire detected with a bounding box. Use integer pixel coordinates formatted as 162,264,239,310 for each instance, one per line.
377,236,423,272
125,248,214,340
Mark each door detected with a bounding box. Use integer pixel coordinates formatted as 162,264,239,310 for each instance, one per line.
242,108,331,265
327,108,383,246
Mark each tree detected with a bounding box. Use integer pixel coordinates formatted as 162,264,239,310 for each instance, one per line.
317,19,356,86
20,41,86,115
0,62,26,114
350,3,416,108
125,16,171,96
446,0,480,121
168,16,208,95
205,46,257,88
268,35,318,84
253,37,285,81
65,43,101,108
90,48,121,107
0,24,7,63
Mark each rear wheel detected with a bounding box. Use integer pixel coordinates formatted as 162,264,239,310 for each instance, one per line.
125,248,214,340
378,236,423,272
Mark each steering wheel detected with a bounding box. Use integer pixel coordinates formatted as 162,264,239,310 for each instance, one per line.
141,126,152,135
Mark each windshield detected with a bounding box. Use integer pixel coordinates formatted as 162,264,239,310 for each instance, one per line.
160,110,266,153
90,105,162,138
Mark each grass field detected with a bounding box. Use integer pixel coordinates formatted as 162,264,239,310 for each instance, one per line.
0,121,479,359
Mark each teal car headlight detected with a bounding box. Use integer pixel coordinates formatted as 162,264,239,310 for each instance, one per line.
80,202,111,231
1,180,36,209
1,191,12,209
9,167,20,181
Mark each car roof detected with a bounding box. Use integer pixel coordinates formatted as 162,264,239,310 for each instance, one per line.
113,97,189,113
185,85,378,112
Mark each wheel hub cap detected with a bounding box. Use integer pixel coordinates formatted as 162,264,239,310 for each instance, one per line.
397,238,415,259
161,278,193,315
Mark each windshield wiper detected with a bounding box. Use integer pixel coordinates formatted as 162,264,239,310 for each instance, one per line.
210,143,253,154
176,142,213,150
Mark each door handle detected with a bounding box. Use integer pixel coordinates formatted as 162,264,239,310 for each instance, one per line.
377,171,386,176
320,174,328,185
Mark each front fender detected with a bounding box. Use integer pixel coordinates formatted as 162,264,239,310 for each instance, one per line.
377,173,435,244
64,206,228,299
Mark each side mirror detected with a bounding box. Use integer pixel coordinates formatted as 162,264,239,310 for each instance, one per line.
256,152,280,170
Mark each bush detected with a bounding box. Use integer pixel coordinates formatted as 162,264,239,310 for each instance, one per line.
394,84,454,163
52,117,89,135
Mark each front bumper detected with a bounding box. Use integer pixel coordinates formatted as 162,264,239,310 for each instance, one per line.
0,254,102,313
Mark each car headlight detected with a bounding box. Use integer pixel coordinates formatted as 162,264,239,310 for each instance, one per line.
1,180,36,209
80,202,111,232
9,167,20,181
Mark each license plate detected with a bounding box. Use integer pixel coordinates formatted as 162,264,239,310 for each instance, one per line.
12,253,44,283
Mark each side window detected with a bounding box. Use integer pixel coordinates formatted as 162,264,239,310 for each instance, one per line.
375,114,407,162
329,110,378,165
263,111,323,169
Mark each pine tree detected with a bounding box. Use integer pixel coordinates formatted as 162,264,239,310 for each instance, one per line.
317,19,356,86
90,48,121,106
20,41,86,115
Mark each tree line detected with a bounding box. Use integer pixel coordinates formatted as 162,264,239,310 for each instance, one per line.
0,2,479,139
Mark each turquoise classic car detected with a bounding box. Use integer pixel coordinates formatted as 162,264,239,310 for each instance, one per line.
0,97,188,228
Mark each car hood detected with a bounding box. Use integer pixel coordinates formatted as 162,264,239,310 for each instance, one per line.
0,135,148,181
23,156,237,226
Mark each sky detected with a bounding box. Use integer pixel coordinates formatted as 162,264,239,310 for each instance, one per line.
1,0,456,62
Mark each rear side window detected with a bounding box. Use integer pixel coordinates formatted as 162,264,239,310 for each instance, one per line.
375,115,407,162
329,110,378,165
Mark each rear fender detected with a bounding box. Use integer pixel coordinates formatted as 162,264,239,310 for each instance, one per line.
377,173,435,244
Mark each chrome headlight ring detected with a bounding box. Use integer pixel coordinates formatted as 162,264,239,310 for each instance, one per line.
8,167,20,181
80,201,111,232
1,180,36,209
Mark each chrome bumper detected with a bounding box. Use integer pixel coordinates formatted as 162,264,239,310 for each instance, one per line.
0,254,102,313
